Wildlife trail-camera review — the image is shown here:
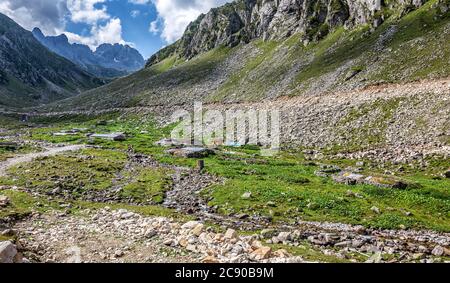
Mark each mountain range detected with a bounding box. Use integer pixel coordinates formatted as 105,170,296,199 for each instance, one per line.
45,0,449,112
0,13,104,109
32,28,145,78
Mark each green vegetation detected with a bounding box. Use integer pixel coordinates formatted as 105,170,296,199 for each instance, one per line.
1,114,448,232
120,167,172,204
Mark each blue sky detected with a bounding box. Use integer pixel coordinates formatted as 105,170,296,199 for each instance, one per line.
64,0,164,58
0,0,231,59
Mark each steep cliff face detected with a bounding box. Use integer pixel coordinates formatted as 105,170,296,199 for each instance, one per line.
148,0,427,66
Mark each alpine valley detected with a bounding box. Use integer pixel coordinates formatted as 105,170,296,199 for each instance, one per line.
0,0,449,264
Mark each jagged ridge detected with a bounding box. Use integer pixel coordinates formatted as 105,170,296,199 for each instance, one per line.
147,0,428,66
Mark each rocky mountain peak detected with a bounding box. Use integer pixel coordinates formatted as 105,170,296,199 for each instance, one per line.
32,29,145,77
147,0,428,67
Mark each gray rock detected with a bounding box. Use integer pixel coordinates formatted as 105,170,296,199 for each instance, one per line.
90,133,126,141
0,241,18,263
241,192,252,199
277,232,292,242
431,245,444,257
145,229,157,239
371,206,381,214
0,195,10,207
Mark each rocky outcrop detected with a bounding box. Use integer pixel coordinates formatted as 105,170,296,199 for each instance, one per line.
147,0,429,66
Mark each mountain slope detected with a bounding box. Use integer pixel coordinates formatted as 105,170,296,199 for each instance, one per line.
46,0,449,112
0,13,104,109
32,28,145,78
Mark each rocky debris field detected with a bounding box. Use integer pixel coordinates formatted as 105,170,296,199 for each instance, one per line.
5,209,305,263
2,207,450,263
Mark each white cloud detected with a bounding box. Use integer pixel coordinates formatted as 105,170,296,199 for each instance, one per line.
149,19,160,34
0,0,68,35
150,0,232,43
130,10,140,18
67,0,110,24
0,0,130,50
65,18,128,50
128,0,149,4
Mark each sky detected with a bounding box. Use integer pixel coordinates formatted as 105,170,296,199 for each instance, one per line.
0,0,231,59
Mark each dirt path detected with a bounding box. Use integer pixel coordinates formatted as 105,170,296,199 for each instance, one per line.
0,144,85,176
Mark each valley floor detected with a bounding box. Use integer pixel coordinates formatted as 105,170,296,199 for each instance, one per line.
0,79,449,263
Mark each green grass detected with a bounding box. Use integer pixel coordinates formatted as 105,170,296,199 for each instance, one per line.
2,114,449,232
120,167,172,204
268,242,353,263
6,148,128,197
0,189,60,219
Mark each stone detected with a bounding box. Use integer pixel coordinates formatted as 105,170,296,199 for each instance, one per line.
224,229,238,240
179,238,188,247
202,256,220,263
181,221,200,230
371,206,381,214
0,241,18,263
273,249,291,258
251,246,272,260
145,229,157,239
191,224,204,236
90,133,126,141
0,195,10,207
431,245,444,257
277,232,292,242
241,192,252,199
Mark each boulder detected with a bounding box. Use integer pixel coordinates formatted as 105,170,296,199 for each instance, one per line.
191,224,204,236
90,133,126,141
251,247,272,260
0,241,18,263
431,245,444,257
0,195,10,207
371,206,381,214
224,228,238,240
277,232,292,242
241,192,252,199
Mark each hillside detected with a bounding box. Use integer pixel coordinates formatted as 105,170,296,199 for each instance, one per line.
0,13,104,109
32,28,145,78
45,0,449,111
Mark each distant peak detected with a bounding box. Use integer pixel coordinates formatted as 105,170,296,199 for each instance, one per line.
32,27,44,37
